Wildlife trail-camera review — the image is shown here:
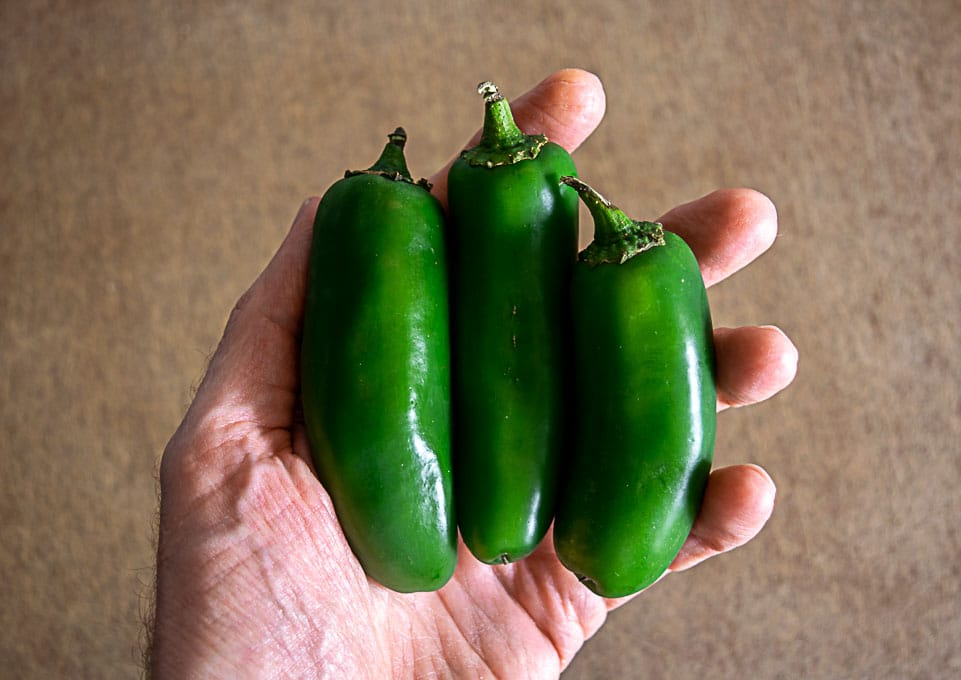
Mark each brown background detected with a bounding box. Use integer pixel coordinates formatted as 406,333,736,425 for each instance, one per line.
2,1,960,677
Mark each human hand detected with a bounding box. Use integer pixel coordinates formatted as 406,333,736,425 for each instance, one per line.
149,69,798,679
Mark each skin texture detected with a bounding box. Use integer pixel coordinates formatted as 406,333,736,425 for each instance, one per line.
150,69,798,679
301,168,455,593
448,140,578,565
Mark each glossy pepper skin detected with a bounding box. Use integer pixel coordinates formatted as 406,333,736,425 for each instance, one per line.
553,177,717,598
300,129,456,593
447,82,578,564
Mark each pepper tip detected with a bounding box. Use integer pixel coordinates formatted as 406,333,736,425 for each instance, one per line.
387,127,407,149
477,81,502,102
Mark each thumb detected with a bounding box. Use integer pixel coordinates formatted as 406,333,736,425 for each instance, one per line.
160,197,318,503
191,197,319,431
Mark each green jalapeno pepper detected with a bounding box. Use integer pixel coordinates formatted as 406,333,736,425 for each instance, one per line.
553,177,717,597
447,82,579,564
300,129,456,592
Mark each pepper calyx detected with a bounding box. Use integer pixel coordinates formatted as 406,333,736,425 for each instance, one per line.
345,127,433,190
460,81,548,168
560,176,665,267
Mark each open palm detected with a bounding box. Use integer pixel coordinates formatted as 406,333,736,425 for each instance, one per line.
150,70,797,679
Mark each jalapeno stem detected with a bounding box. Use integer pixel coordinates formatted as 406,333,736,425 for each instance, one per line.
366,127,413,178
460,81,548,167
345,127,431,189
477,82,528,150
560,176,665,266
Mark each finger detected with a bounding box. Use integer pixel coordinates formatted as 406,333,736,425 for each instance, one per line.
429,68,607,205
508,68,607,153
658,188,778,288
589,463,777,612
668,464,777,572
193,197,319,426
715,325,798,411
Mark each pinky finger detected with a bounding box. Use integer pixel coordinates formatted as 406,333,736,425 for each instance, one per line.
668,464,777,572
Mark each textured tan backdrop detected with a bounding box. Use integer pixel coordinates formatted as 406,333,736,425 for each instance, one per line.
2,1,960,677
